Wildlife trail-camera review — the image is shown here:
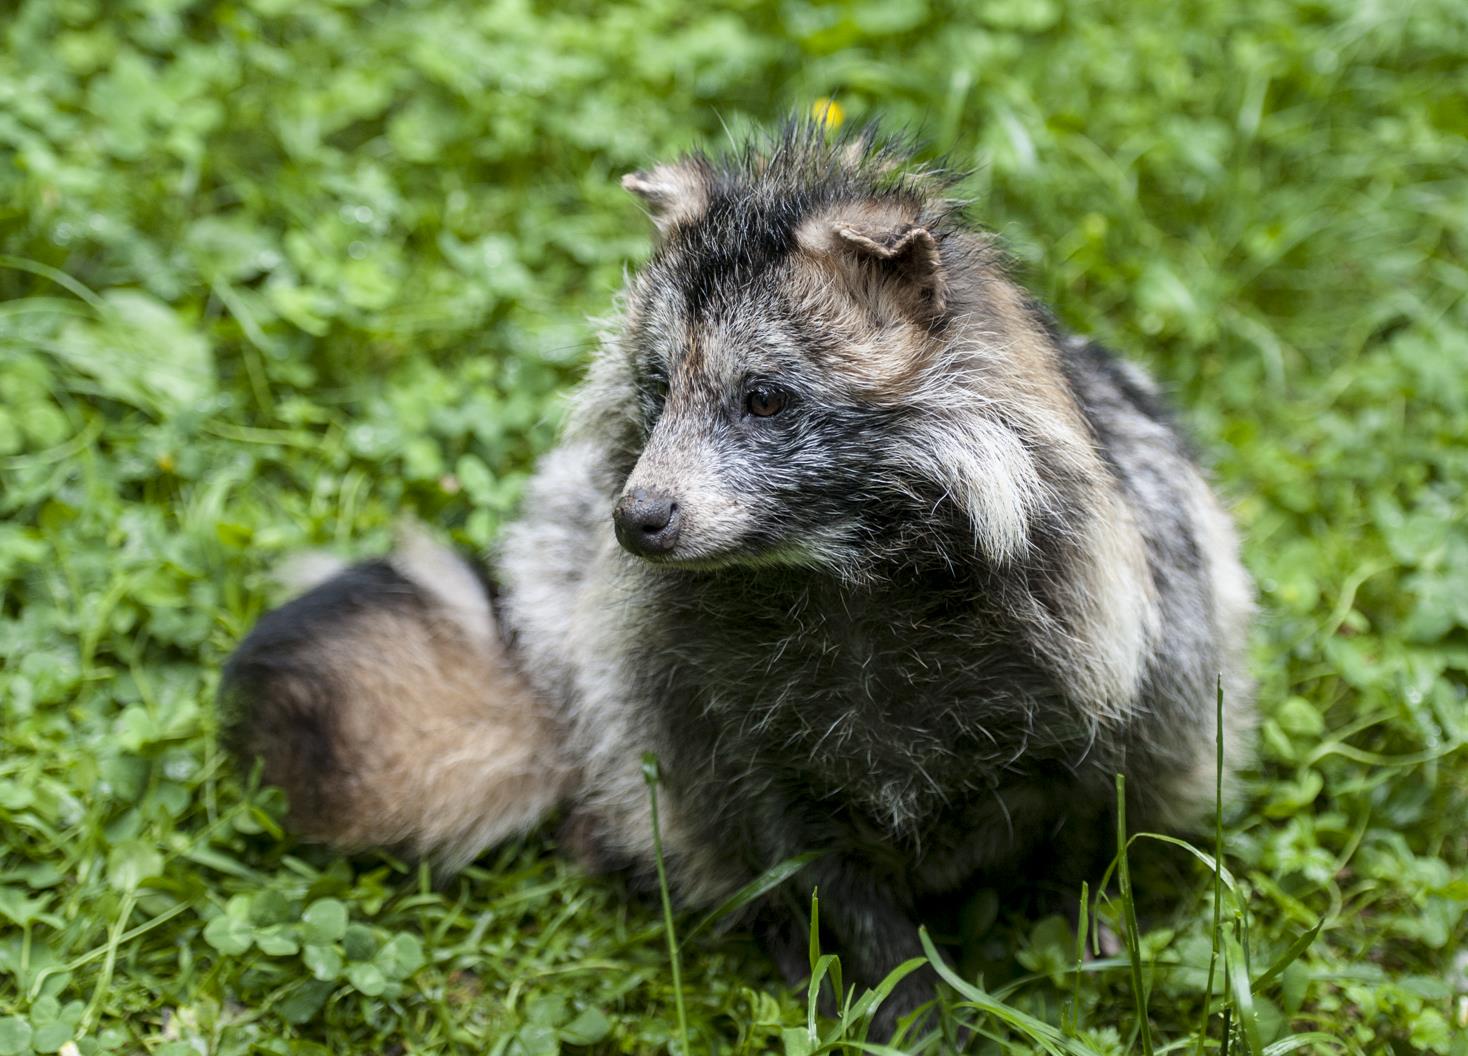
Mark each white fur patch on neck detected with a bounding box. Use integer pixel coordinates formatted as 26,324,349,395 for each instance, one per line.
1066,489,1160,720
911,414,1047,564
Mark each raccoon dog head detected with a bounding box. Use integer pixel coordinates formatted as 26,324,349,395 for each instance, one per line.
606,124,1059,575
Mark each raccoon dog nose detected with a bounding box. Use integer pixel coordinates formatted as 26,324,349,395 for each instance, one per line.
613,489,682,556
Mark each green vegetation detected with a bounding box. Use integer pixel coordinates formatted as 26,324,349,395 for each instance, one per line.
2,0,1465,1051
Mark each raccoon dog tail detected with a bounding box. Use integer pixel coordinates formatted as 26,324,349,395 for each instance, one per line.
219,529,573,871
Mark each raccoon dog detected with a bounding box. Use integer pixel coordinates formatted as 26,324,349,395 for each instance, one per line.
221,123,1253,1032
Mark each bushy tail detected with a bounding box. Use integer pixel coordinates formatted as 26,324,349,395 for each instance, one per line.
220,530,573,870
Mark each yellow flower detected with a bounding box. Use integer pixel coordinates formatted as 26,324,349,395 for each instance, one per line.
811,98,845,130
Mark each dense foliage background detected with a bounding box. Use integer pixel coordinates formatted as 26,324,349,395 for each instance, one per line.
1,0,1465,1052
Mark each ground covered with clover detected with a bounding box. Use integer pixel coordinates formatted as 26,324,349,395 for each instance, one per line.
1,1,1465,1053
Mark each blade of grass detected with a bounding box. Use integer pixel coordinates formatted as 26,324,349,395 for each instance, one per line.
808,952,838,1042
839,956,928,1037
1198,675,1228,1055
1123,834,1241,896
1068,880,1089,1037
81,889,137,1031
681,851,822,946
1226,925,1265,1056
816,1041,917,1056
803,888,848,1045
0,253,108,310
917,927,1103,1056
1260,1034,1345,1055
1115,773,1155,1056
642,754,690,1056
809,886,821,972
1251,919,1323,991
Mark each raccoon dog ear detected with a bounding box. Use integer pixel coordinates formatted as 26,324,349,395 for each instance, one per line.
621,159,712,236
833,222,947,316
798,212,948,320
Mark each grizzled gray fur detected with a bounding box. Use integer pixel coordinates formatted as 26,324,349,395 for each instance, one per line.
221,123,1253,1033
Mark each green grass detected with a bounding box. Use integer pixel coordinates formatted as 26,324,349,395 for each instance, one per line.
2,0,1466,1052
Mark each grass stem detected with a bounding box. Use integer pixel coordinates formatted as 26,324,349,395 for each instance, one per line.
1116,773,1154,1056
643,754,691,1055
1068,880,1089,1036
1197,676,1228,1054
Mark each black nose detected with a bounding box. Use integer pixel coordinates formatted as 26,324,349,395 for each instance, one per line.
613,489,681,556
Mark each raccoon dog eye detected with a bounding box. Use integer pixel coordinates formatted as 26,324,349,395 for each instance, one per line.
745,385,787,418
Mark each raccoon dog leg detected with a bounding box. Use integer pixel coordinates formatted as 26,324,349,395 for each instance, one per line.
220,531,574,870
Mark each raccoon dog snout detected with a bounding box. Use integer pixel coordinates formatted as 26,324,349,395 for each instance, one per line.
612,488,681,555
